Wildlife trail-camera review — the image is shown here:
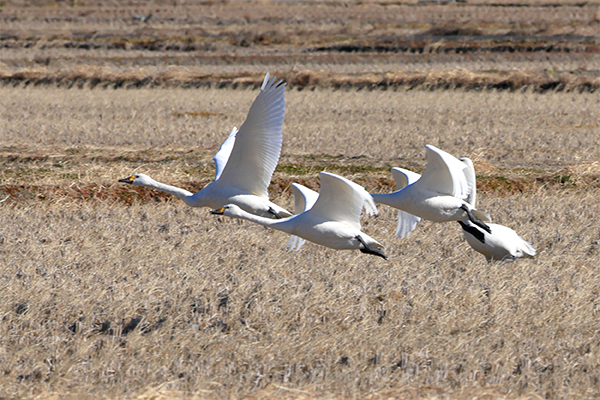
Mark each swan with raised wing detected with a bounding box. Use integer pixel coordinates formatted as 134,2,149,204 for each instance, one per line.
119,73,291,218
371,145,491,238
211,172,387,259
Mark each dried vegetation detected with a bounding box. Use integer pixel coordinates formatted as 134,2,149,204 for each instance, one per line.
1,1,600,399
1,0,600,90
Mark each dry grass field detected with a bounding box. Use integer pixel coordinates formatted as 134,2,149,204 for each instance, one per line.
2,1,600,399
2,86,600,400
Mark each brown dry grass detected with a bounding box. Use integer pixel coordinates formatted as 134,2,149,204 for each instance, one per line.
1,85,600,400
1,0,599,90
2,189,600,400
1,1,600,398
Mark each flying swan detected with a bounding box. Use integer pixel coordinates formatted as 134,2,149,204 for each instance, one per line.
371,145,491,238
457,158,536,263
211,172,388,259
119,73,291,219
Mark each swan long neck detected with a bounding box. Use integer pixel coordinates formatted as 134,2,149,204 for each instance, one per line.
231,208,294,235
371,191,407,208
142,178,195,203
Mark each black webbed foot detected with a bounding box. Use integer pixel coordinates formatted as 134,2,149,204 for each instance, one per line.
268,207,282,219
460,205,492,234
356,236,388,260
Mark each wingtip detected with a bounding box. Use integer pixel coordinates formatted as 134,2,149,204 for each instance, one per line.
261,72,286,92
363,195,378,217
261,72,271,90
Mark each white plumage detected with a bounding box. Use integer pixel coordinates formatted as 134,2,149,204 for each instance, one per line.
457,158,536,263
371,145,491,238
212,172,387,259
285,182,320,251
119,73,291,219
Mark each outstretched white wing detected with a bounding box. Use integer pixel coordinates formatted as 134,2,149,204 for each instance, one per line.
285,183,320,251
416,145,469,199
307,172,377,231
391,167,421,190
285,235,306,252
395,210,421,239
217,73,285,198
390,167,422,239
212,127,237,182
459,157,477,207
290,183,319,214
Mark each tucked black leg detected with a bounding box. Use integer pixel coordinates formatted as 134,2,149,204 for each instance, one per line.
268,207,282,219
460,204,491,234
356,236,388,260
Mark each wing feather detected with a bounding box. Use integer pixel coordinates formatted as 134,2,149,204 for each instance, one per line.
216,73,285,198
459,157,477,207
212,127,237,181
290,183,319,214
307,172,376,230
416,145,469,198
396,210,422,239
391,167,421,190
285,235,306,252
390,167,423,238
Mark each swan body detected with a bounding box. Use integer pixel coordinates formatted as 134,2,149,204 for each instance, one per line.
458,221,536,262
212,172,387,259
458,157,536,263
371,145,491,238
119,73,291,219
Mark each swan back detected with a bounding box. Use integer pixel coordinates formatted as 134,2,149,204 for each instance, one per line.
217,73,285,198
417,145,470,198
307,172,376,230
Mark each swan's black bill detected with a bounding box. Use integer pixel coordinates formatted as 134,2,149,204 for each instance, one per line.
119,176,135,184
211,207,226,215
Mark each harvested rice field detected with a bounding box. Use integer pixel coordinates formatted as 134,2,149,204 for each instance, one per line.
1,1,600,399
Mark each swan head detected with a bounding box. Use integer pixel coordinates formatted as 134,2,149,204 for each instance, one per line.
119,173,154,186
210,204,244,218
513,244,536,259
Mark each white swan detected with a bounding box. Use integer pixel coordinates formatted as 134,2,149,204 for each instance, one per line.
387,157,536,262
285,182,320,251
119,73,291,219
457,158,536,263
371,145,491,238
211,172,388,259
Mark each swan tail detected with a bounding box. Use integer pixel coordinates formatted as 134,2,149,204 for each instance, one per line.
521,240,536,258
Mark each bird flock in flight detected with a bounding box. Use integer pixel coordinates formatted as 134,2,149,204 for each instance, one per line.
119,73,536,263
